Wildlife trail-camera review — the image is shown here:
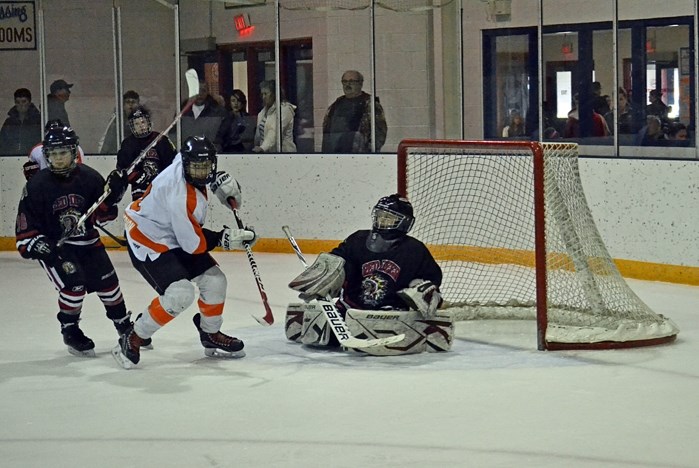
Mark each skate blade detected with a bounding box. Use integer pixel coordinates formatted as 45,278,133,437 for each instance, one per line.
204,348,246,359
111,345,137,369
67,346,96,358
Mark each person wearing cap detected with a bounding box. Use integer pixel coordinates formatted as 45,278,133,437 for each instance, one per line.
47,79,73,127
98,90,140,154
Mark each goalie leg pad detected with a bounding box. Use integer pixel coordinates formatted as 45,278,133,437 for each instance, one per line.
285,303,305,342
300,303,333,347
344,309,454,356
418,312,455,352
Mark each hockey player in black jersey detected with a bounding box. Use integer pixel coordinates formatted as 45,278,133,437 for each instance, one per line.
15,126,135,357
116,105,176,201
286,194,454,355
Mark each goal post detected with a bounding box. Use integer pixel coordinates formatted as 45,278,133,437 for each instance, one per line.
397,139,679,351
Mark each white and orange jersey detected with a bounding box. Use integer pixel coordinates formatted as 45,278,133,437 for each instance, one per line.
28,143,85,169
124,154,211,261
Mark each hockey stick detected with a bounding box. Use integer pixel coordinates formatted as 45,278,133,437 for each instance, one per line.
229,201,274,326
96,224,127,247
281,225,405,349
58,69,200,247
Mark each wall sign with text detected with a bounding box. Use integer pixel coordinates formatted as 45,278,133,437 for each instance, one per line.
0,1,36,51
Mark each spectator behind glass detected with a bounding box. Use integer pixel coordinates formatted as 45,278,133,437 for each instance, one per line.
253,80,297,153
0,88,41,155
564,93,609,138
637,115,667,146
180,81,227,149
47,79,73,127
216,89,251,153
502,110,526,138
647,90,669,122
98,90,140,154
591,81,610,115
605,87,638,135
322,70,388,153
667,122,689,146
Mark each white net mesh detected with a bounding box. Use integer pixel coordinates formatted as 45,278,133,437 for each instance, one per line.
400,141,679,348
279,0,455,12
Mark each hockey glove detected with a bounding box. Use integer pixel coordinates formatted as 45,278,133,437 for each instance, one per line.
397,279,442,318
219,225,257,250
23,161,40,181
103,169,128,206
26,236,60,265
210,171,242,209
288,253,346,302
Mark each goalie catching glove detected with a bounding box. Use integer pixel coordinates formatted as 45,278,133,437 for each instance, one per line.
210,171,242,209
219,225,257,250
288,253,345,302
397,279,442,318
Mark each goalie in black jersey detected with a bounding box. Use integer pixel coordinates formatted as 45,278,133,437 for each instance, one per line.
15,126,136,357
116,106,176,201
285,194,454,356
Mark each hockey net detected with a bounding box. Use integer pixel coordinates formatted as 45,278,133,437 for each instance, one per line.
398,139,679,350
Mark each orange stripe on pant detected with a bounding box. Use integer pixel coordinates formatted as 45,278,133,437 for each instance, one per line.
148,297,176,326
198,299,224,317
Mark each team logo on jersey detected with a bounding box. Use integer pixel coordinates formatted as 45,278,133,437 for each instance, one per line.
59,208,86,238
360,273,389,307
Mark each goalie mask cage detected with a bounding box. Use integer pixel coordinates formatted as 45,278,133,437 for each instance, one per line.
397,139,679,351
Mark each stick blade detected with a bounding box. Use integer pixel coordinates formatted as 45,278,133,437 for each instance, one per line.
185,68,199,98
252,313,274,326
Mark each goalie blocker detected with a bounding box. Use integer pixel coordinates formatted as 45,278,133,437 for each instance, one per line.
285,303,453,356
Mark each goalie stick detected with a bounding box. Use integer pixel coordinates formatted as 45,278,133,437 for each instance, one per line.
229,201,274,326
281,225,405,349
57,69,201,247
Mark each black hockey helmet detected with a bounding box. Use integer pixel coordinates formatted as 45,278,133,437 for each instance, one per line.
128,105,152,138
43,126,79,176
44,119,64,132
181,135,217,187
371,194,415,239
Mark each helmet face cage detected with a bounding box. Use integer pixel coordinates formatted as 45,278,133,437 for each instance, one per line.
371,195,415,238
181,136,217,187
128,108,152,138
43,127,78,176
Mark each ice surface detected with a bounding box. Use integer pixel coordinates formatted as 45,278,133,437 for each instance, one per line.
0,251,697,467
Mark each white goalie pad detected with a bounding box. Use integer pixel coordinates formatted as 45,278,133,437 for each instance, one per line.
288,253,346,301
345,309,454,356
299,302,333,346
397,279,442,318
285,303,305,342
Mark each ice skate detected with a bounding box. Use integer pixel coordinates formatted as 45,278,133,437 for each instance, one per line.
57,313,95,357
193,313,245,358
61,323,96,357
111,327,147,369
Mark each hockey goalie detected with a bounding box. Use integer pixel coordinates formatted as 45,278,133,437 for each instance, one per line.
285,194,454,356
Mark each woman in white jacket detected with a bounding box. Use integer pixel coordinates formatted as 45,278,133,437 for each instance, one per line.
253,80,297,153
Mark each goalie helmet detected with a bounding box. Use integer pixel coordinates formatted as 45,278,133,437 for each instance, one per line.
371,194,415,240
42,126,79,176
128,106,152,138
181,135,217,187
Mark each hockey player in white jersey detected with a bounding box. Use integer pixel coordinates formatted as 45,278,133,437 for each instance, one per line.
112,135,256,369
